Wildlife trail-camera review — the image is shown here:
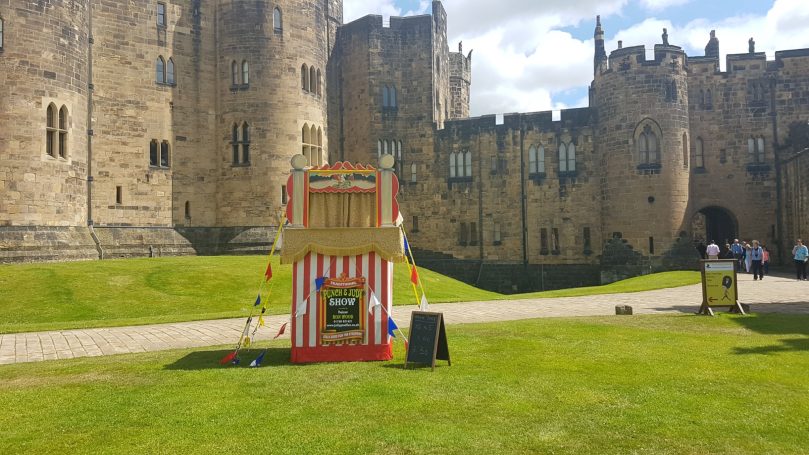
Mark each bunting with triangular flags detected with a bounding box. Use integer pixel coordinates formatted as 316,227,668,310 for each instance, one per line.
254,294,261,307
388,316,398,338
420,294,429,311
410,265,419,285
315,277,325,291
219,351,237,365
273,322,288,339
368,291,381,314
249,351,266,368
264,262,273,281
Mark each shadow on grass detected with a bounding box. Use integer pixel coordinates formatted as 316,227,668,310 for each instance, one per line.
164,348,291,370
729,313,809,355
733,338,809,355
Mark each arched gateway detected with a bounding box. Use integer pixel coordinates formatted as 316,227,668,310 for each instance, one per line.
690,206,738,246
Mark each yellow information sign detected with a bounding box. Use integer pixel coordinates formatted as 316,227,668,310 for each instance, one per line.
699,260,744,315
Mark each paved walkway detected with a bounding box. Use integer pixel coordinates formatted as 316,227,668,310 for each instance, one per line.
2,273,808,365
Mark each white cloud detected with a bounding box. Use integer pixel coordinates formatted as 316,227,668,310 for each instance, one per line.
637,0,692,11
343,0,401,23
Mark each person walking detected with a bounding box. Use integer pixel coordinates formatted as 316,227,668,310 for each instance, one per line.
744,242,752,273
706,240,720,260
762,246,770,275
731,239,744,271
793,239,809,280
749,240,764,280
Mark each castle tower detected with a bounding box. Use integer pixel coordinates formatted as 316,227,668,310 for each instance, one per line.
594,24,691,256
448,41,472,120
593,15,607,75
214,0,334,226
0,1,91,227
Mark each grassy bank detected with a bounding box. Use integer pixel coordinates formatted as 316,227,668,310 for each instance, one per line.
0,256,699,333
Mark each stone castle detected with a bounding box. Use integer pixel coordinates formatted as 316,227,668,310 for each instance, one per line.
2,1,809,291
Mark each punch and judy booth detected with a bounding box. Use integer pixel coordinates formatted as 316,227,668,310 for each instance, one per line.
282,154,405,363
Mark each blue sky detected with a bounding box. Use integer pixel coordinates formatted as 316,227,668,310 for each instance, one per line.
344,0,809,116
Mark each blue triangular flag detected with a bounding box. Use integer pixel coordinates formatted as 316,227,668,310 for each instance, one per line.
404,237,410,256
388,317,398,338
315,277,326,291
254,294,261,307
249,350,266,367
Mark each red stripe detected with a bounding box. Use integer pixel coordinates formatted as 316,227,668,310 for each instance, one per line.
368,251,376,345
291,261,298,351
316,254,324,347
359,254,372,346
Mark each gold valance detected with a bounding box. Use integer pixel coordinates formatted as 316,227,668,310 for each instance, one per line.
281,227,405,264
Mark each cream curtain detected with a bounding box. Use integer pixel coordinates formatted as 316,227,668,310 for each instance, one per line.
308,193,375,228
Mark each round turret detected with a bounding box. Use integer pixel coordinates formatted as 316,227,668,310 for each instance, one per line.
594,43,691,256
215,0,335,226
0,2,90,226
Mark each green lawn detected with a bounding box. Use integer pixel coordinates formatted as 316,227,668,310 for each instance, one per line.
0,256,698,334
0,314,806,454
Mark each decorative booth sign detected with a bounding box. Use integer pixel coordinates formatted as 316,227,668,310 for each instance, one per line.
698,260,745,316
319,276,366,345
405,311,450,371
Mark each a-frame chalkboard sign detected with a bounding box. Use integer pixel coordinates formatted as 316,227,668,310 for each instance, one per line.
404,311,450,371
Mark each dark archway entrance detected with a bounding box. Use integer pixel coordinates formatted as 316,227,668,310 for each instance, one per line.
690,206,737,246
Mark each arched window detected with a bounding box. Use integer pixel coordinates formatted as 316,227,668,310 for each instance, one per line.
150,139,159,166
309,66,316,93
301,64,309,91
302,124,311,164
528,145,537,174
382,85,389,107
537,146,546,173
156,56,165,83
695,137,704,168
273,7,282,32
397,141,403,160
232,124,240,164
705,89,713,109
410,163,417,183
449,153,456,178
638,124,660,164
185,201,191,219
558,143,568,172
46,104,57,157
682,133,688,168
241,123,250,164
390,86,397,107
160,140,170,167
464,151,472,177
232,61,239,85
317,127,323,166
316,69,322,96
166,58,175,85
757,137,765,162
0,16,4,50
383,140,388,155
377,140,382,157
58,106,68,158
242,60,249,85
310,124,318,165
567,142,576,171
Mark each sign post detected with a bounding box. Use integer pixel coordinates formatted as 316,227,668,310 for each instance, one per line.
698,260,745,316
404,311,450,371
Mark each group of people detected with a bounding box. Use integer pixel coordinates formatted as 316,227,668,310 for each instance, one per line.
698,238,809,281
700,239,768,279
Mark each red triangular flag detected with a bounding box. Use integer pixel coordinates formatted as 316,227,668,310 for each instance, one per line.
273,322,288,339
410,266,419,285
264,262,273,281
219,351,237,365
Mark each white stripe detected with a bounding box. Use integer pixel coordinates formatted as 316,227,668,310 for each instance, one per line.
295,259,304,348
374,255,382,345
309,253,318,348
362,253,371,345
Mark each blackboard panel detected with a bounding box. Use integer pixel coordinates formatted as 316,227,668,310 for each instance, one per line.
406,312,441,367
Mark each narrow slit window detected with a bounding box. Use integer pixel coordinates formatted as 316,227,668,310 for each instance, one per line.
116,186,123,204
281,185,288,204
242,61,249,85
494,223,501,244
160,140,170,167
185,201,191,219
232,61,239,85
540,228,548,254
166,58,175,85
156,56,165,83
232,124,240,164
273,7,282,32
46,104,57,157
58,106,68,158
157,2,166,26
241,123,250,164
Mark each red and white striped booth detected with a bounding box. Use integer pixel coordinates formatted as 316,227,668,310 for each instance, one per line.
282,155,405,363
